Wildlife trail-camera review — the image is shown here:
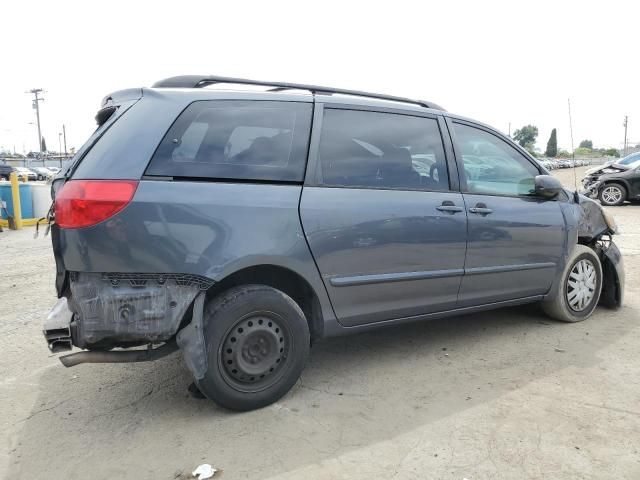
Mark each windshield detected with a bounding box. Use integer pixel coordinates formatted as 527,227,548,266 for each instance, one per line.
618,153,640,165
627,159,640,168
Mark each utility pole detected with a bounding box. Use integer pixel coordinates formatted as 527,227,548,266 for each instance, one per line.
623,116,628,156
62,124,67,156
27,88,45,153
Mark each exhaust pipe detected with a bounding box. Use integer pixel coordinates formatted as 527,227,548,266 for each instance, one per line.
59,339,178,368
45,329,73,353
43,298,73,353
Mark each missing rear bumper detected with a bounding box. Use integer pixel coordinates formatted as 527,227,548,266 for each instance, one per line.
67,272,212,349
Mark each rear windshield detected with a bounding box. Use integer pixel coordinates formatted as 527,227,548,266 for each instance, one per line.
146,100,312,182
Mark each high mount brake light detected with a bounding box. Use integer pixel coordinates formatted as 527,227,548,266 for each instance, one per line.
54,180,138,229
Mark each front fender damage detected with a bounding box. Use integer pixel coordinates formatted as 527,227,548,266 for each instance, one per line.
576,194,609,241
599,241,625,308
560,194,624,309
575,195,624,309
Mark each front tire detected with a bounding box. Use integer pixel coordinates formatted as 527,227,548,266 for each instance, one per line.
542,245,603,322
599,183,626,206
196,285,310,411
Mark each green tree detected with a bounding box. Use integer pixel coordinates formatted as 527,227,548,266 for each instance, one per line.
603,148,620,157
513,125,539,148
574,147,593,156
544,128,558,157
41,137,47,152
578,139,593,149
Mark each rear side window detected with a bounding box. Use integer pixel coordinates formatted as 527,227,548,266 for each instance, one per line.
316,109,449,190
147,101,312,182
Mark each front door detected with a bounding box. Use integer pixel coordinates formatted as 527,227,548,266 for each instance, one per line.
300,107,467,326
449,120,566,307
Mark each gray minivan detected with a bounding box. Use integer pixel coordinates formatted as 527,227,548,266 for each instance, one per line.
44,76,624,410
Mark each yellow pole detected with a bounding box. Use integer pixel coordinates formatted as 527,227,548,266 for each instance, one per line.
9,172,22,229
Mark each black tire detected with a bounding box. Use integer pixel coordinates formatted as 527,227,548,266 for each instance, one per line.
196,285,310,411
598,183,626,206
542,245,603,322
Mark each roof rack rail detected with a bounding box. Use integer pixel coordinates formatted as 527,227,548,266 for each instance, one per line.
152,75,445,111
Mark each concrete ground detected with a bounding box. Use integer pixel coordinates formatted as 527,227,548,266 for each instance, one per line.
1,166,639,480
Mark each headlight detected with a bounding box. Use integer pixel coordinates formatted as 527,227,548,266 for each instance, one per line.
602,209,618,234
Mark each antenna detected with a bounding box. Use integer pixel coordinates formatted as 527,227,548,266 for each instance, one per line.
568,98,578,200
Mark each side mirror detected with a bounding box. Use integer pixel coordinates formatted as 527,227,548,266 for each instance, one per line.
534,175,563,199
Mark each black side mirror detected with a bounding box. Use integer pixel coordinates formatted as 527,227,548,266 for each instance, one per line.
534,175,563,199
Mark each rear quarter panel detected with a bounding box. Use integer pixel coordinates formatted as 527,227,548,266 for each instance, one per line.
58,181,336,321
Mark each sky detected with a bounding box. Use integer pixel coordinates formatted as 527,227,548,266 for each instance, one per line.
0,0,638,155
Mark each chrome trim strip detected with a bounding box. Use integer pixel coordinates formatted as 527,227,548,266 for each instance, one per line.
464,262,556,276
329,268,465,287
329,262,556,287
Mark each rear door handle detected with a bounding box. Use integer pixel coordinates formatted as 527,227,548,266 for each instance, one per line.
469,202,493,215
436,201,464,213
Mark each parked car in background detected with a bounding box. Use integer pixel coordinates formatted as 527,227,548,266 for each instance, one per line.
0,163,15,180
31,167,55,181
586,152,640,176
582,156,640,205
44,75,624,411
47,166,61,175
14,167,37,181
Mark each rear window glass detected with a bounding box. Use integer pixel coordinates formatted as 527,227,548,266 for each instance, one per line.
146,101,312,181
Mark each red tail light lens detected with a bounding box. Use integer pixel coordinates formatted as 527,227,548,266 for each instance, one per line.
55,180,138,229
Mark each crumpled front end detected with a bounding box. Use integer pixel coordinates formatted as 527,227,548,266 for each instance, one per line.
574,194,624,308
581,163,630,198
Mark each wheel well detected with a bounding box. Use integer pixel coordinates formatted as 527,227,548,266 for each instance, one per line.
600,180,628,194
206,265,323,342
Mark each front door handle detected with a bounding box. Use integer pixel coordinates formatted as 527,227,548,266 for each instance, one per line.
436,201,464,213
469,202,493,215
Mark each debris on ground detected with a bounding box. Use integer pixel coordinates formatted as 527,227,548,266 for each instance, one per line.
192,464,216,479
555,348,566,353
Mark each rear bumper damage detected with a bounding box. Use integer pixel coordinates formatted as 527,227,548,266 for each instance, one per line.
43,272,213,367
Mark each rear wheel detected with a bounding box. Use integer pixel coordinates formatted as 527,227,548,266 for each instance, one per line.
599,183,626,206
542,245,602,322
196,285,310,411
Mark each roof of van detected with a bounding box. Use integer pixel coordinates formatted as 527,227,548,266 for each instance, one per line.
151,75,446,112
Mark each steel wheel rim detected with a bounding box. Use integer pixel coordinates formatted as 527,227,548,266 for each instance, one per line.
602,186,622,204
219,311,290,392
566,259,597,312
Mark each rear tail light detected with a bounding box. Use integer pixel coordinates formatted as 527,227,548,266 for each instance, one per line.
54,180,138,229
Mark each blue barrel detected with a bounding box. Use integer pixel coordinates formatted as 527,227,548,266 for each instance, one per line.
0,183,34,219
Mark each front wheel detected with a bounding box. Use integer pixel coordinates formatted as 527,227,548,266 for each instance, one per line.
542,245,603,322
195,285,310,411
599,183,626,206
